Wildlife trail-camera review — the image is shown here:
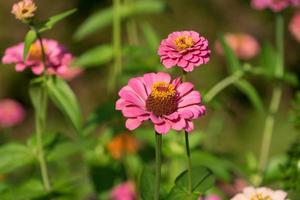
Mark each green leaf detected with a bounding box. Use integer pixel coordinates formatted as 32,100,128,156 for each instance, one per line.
259,42,277,78
165,186,198,200
139,167,155,200
218,34,241,73
47,76,82,133
74,0,165,40
23,30,37,61
0,143,34,174
37,9,77,32
234,79,264,113
141,22,160,52
47,141,85,161
175,166,215,194
29,78,44,117
73,44,113,68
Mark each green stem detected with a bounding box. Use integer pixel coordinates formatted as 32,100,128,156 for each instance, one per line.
34,31,51,191
204,70,244,103
109,0,122,93
184,131,193,194
258,14,284,174
125,0,139,45
155,132,162,200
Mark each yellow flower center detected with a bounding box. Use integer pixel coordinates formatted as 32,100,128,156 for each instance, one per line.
28,43,46,61
146,82,178,116
174,35,194,51
250,193,272,200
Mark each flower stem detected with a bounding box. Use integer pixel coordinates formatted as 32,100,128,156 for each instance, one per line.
34,31,51,191
258,14,284,174
109,0,122,93
204,69,244,103
125,0,139,45
155,132,162,200
184,131,193,194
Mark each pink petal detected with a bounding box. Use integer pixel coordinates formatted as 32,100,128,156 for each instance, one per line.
122,106,147,118
154,122,171,134
150,113,164,124
177,82,194,97
128,77,148,100
178,91,201,108
185,121,194,132
126,118,142,130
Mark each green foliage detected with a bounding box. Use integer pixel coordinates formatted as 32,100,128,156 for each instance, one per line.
73,44,113,68
74,0,165,40
139,167,156,200
166,167,215,200
141,22,160,52
23,30,37,61
36,9,77,33
0,143,35,174
47,76,82,133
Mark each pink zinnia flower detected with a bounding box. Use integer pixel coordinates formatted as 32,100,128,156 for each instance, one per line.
215,33,260,60
110,182,136,200
251,0,300,12
11,0,37,21
116,72,206,134
0,99,25,128
158,31,211,72
2,39,82,80
289,12,300,42
231,186,287,200
198,194,221,200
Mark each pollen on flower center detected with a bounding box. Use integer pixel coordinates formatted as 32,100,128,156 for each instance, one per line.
28,43,46,61
250,193,272,200
146,82,178,116
174,35,194,51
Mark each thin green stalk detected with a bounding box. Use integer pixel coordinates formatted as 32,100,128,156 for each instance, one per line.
155,132,162,200
258,14,284,174
109,0,122,93
184,131,193,194
34,32,51,191
125,0,139,45
204,69,244,103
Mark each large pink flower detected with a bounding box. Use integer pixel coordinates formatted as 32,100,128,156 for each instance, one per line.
215,33,260,60
2,39,82,80
231,187,287,200
289,12,300,42
251,0,300,12
0,99,25,128
198,194,221,200
158,31,210,72
116,72,206,134
110,182,136,200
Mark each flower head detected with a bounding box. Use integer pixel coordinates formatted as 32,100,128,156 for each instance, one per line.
107,133,141,160
0,99,25,128
110,181,136,200
158,31,210,72
2,39,82,80
198,194,221,200
215,33,260,60
116,72,206,134
289,12,300,42
251,0,300,12
231,187,287,200
11,0,37,21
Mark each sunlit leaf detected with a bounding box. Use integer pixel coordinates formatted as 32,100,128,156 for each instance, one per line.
47,76,82,133
74,1,165,40
234,79,264,113
37,9,77,32
23,30,37,61
0,143,34,174
139,167,155,200
141,22,160,52
73,44,113,68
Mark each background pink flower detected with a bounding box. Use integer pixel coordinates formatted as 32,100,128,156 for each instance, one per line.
251,0,300,12
110,182,136,200
158,31,210,72
116,72,206,134
198,194,221,200
289,12,300,42
231,187,287,200
2,39,82,80
215,33,260,60
0,99,25,128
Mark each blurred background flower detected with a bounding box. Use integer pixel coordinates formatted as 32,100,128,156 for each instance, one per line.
0,99,25,128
